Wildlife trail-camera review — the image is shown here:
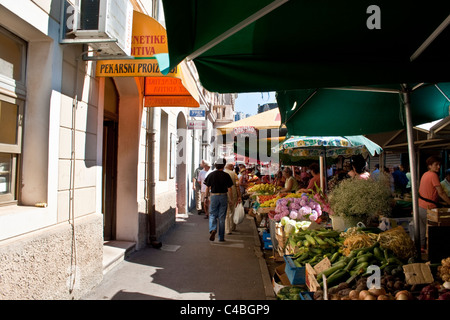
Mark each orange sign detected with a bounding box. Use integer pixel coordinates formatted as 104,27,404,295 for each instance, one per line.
96,59,180,77
144,77,199,108
95,10,199,108
145,78,190,96
131,11,168,57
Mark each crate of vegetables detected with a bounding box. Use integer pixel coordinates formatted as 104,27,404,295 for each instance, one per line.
283,255,306,285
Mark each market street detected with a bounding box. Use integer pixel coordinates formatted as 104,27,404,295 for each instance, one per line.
82,212,274,300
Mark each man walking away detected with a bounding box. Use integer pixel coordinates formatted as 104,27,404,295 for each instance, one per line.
204,158,234,242
193,160,205,214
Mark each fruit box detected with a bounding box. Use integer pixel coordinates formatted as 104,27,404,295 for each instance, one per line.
283,255,306,285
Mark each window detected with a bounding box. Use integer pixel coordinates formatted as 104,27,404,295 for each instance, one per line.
0,27,26,204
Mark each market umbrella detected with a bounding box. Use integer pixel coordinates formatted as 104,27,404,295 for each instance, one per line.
276,83,450,136
156,0,450,93
273,135,382,158
276,83,450,256
272,135,383,189
216,108,282,134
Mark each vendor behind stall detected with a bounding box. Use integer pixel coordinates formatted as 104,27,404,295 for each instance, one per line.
279,167,298,193
297,162,325,193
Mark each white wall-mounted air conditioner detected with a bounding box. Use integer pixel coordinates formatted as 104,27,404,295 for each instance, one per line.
62,0,133,56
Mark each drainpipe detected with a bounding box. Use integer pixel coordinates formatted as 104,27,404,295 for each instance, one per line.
146,0,161,248
147,107,161,248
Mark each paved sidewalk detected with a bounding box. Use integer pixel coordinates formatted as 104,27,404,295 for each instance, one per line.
82,212,274,300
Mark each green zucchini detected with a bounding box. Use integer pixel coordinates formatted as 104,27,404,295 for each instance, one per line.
356,253,373,264
314,236,326,245
305,234,316,246
352,261,369,273
373,247,384,261
296,252,309,262
329,252,340,263
316,261,346,280
344,257,357,272
326,270,349,288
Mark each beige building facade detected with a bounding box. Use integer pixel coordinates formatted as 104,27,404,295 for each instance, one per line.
0,0,235,299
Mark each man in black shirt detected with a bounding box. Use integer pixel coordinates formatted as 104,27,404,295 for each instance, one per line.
204,158,234,241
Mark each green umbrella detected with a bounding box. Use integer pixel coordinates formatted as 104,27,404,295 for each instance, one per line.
157,0,450,93
276,83,450,136
276,83,450,256
273,135,382,158
272,135,382,190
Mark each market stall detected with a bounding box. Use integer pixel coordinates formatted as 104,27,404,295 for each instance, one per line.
273,224,450,300
243,156,450,301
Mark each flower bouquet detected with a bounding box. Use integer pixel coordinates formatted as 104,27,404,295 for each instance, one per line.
273,194,323,235
327,175,392,230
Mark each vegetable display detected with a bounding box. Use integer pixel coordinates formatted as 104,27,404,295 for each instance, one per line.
248,183,281,195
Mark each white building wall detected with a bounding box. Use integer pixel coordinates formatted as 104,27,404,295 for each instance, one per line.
0,1,103,299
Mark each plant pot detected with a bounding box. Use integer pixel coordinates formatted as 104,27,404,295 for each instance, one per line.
331,215,368,231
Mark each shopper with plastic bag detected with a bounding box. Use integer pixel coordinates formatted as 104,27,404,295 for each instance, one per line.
224,163,241,234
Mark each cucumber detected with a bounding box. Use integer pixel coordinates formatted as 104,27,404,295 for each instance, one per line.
352,261,369,273
314,236,326,245
329,252,340,263
326,270,349,288
344,257,357,272
373,247,384,261
356,253,373,264
296,252,309,262
316,261,347,280
305,234,316,246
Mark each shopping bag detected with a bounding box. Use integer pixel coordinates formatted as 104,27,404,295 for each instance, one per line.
234,203,245,225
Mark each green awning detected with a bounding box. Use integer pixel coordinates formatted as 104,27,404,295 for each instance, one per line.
158,0,450,93
276,83,450,135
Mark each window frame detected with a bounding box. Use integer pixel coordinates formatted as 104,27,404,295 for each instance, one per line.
0,26,27,205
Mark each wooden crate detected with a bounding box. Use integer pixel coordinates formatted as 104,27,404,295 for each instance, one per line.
258,207,276,214
427,208,450,226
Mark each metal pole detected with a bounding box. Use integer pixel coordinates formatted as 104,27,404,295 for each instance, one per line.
402,84,421,258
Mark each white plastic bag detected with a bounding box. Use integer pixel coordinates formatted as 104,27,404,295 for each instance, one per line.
233,203,245,225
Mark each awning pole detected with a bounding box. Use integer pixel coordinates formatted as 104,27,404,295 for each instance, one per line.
402,84,421,258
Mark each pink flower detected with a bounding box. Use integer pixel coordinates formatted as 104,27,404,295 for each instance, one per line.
289,211,298,220
309,211,318,221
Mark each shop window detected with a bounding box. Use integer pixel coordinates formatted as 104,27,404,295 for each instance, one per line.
0,27,26,205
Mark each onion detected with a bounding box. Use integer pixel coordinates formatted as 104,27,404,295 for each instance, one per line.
359,290,370,300
377,295,390,300
349,290,360,300
364,294,377,300
369,288,386,297
396,293,410,300
395,290,411,300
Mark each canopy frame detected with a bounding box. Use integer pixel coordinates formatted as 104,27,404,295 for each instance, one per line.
186,0,290,61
